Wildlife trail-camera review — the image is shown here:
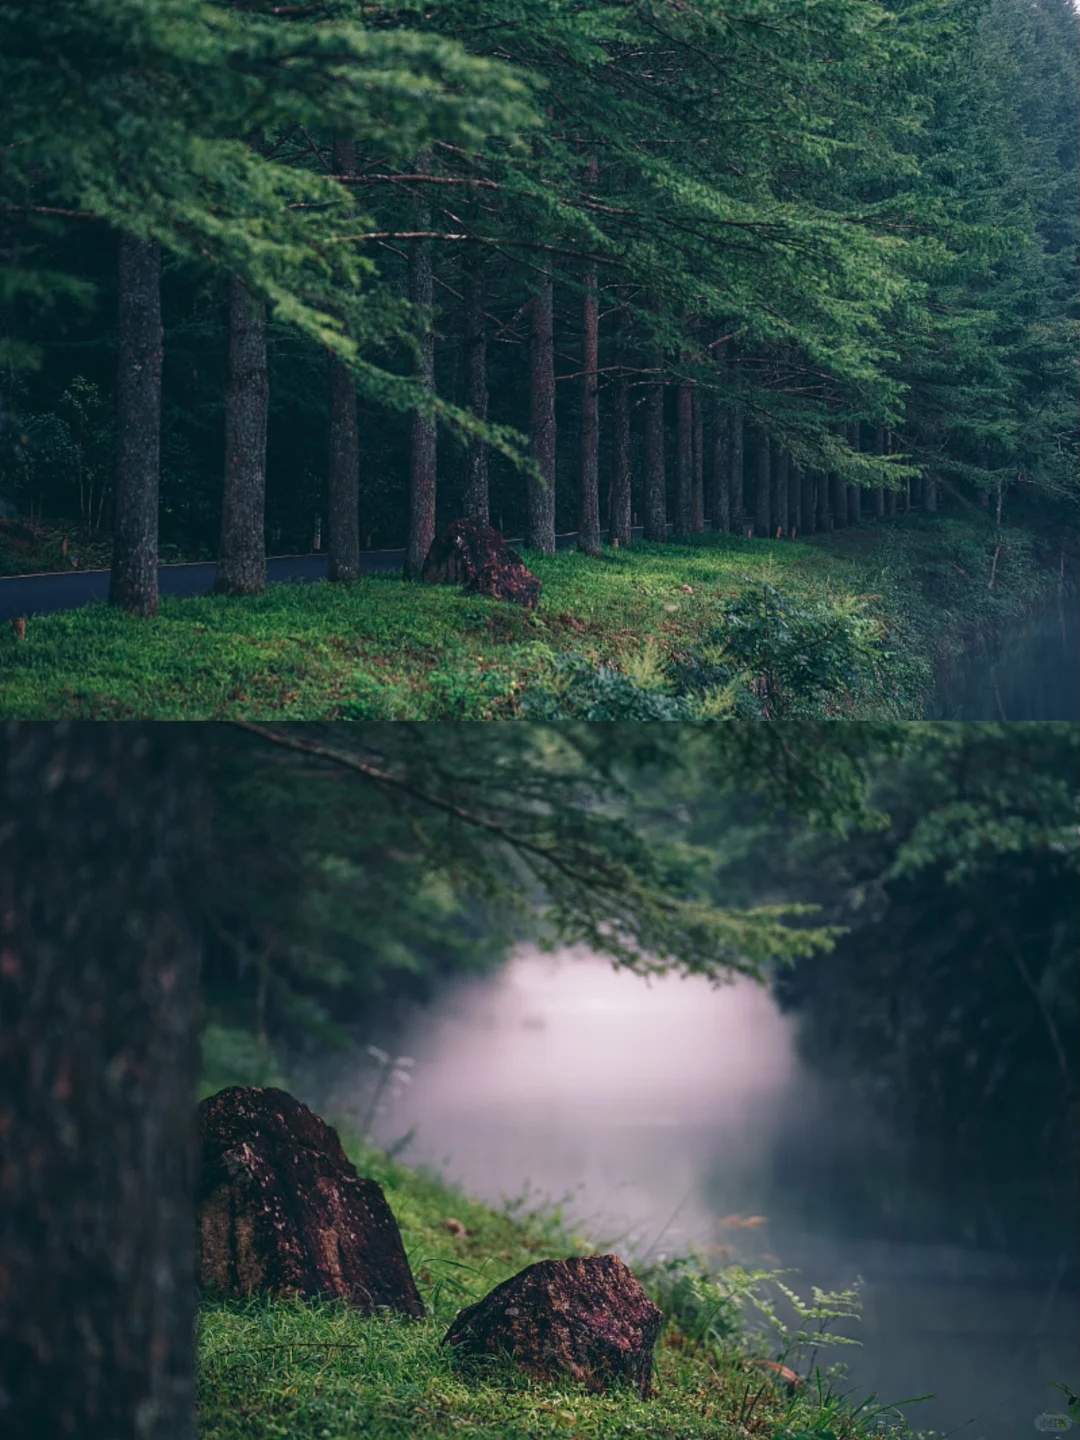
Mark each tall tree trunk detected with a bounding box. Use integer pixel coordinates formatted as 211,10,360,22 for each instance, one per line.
674,376,693,539
327,355,361,581
728,404,744,533
462,245,489,523
710,392,729,532
405,199,437,578
643,361,667,541
873,426,886,517
0,724,201,1440
578,226,601,554
217,277,268,595
847,424,861,524
609,369,632,548
527,273,557,554
772,446,789,537
790,461,804,536
924,471,938,512
110,233,162,615
327,137,361,580
803,469,818,535
816,468,831,531
754,428,771,537
831,472,846,528
691,387,705,532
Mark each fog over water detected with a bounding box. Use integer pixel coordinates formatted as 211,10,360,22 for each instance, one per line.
323,948,1079,1440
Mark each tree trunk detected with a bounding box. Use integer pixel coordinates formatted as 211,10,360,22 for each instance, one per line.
691,387,705,533
578,237,601,554
710,392,729,532
873,426,886,517
527,273,557,554
803,469,817,535
674,376,693,539
924,471,938,512
642,369,667,541
327,356,361,581
790,461,804,536
0,724,201,1440
325,138,361,580
816,468,831,531
110,233,162,615
609,370,632,548
217,278,268,594
847,423,862,524
405,157,437,579
754,427,771,537
830,472,846,528
772,446,789,537
728,404,744,532
462,245,489,523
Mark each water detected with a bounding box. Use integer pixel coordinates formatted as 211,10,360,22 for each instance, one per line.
331,948,1079,1440
931,597,1079,720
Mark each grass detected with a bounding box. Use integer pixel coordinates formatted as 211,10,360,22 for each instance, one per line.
0,516,1050,719
197,1137,907,1440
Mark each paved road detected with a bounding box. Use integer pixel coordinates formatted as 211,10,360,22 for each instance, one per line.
0,526,643,621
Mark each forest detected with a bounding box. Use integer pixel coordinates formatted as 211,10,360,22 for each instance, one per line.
1,0,1077,719
4,721,1078,1440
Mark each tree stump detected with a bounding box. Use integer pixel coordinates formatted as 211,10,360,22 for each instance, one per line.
196,1086,424,1316
421,518,542,609
443,1254,662,1398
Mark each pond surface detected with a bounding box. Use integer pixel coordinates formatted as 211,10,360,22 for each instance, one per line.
931,596,1079,719
328,949,1079,1440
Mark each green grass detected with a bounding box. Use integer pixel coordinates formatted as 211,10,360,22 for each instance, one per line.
197,1139,908,1440
1,517,1049,718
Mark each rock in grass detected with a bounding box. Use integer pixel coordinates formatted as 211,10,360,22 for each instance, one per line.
421,518,542,610
443,1255,662,1398
197,1085,424,1316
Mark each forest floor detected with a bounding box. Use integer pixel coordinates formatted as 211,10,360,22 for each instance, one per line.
198,1136,909,1440
0,515,1050,719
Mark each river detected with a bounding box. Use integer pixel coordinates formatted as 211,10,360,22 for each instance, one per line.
324,948,1079,1440
930,596,1079,720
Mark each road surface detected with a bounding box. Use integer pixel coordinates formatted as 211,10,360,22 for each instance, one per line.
0,527,636,621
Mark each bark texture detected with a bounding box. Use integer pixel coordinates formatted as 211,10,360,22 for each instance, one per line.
527,274,557,554
421,518,541,609
609,372,632,547
709,393,728,532
772,446,789,537
406,160,437,579
691,387,705,533
444,1255,662,1399
462,246,489,523
674,378,693,539
754,428,771,536
327,137,361,581
217,277,268,595
110,233,162,615
197,1086,424,1316
642,374,667,540
0,724,200,1440
578,251,601,554
728,405,744,532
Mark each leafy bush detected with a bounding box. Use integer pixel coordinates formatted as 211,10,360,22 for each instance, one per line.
521,653,696,719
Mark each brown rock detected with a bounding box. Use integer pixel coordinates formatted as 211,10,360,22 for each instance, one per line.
196,1085,424,1316
421,518,542,609
443,1254,662,1398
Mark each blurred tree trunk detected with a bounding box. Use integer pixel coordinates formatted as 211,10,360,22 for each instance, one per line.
754,427,771,537
327,138,361,580
577,203,601,555
642,362,667,541
674,374,693,539
406,156,437,578
609,367,632,547
110,233,162,616
0,724,201,1440
527,273,557,554
217,276,268,594
462,244,489,523
691,387,704,533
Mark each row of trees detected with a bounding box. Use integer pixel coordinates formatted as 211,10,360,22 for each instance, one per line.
3,0,1077,613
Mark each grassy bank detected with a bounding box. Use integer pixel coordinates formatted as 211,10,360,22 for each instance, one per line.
0,516,1050,719
198,1137,896,1440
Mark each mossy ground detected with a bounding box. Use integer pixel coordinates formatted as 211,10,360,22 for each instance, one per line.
0,516,1046,719
197,1141,904,1440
